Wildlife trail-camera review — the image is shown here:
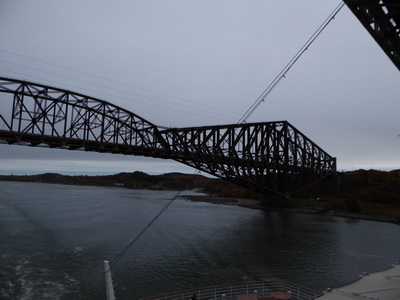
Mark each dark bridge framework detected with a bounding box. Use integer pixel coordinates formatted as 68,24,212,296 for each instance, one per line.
344,0,400,71
0,77,336,197
0,2,399,198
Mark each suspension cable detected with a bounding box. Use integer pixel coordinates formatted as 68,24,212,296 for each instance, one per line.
237,1,345,124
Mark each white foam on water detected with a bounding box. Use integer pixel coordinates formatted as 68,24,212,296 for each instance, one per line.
72,246,83,253
1,255,81,299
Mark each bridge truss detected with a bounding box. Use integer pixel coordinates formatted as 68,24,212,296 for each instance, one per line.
344,0,400,71
0,77,336,197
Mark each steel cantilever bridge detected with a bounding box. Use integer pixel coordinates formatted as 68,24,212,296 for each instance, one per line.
0,77,336,198
1,1,399,198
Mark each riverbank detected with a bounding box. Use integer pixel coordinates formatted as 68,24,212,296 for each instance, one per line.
2,171,399,224
179,195,400,225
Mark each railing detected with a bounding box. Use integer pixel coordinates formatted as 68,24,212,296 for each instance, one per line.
139,280,323,300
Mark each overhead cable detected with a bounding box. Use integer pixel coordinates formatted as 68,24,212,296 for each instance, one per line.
0,60,236,123
108,170,201,270
109,189,181,269
0,48,241,119
237,1,345,124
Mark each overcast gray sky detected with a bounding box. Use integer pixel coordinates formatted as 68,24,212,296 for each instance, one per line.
1,0,399,175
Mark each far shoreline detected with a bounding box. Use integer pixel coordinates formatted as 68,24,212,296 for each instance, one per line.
179,194,400,225
1,171,400,225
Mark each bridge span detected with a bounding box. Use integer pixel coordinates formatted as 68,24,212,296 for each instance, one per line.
0,77,336,198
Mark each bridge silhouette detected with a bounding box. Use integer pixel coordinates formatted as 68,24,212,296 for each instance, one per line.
0,77,336,198
1,1,398,198
344,0,400,72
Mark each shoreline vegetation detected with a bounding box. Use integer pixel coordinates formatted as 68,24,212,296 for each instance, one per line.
180,195,400,224
1,169,399,224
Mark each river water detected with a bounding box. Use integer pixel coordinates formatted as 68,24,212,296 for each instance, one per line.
1,181,399,300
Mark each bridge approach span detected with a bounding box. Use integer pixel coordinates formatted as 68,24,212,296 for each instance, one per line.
0,77,336,197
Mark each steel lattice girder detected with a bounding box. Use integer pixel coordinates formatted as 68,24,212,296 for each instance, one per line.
0,77,336,197
0,77,166,155
344,0,400,71
159,122,336,196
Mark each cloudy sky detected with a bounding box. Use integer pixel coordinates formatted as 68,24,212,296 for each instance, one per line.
0,0,399,175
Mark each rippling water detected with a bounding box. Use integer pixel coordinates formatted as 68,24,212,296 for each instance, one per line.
1,181,399,299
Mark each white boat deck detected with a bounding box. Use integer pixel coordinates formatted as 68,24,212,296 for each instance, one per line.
316,264,400,300
105,261,400,300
